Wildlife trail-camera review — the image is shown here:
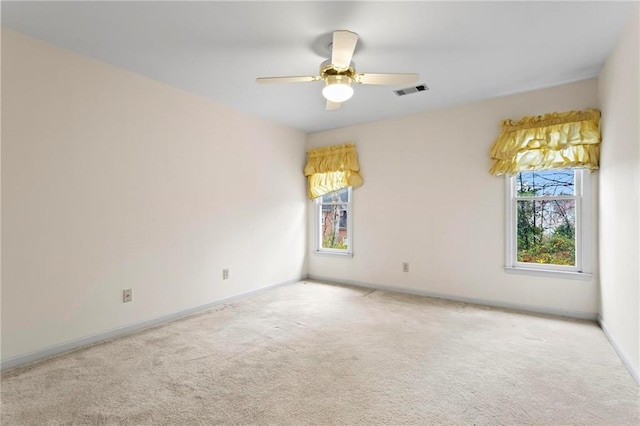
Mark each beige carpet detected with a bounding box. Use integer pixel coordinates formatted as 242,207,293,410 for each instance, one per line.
1,280,638,425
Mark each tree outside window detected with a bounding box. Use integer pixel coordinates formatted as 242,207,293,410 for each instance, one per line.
316,187,351,254
515,170,576,266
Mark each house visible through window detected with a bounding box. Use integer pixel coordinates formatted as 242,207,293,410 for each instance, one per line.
506,169,592,276
316,187,352,255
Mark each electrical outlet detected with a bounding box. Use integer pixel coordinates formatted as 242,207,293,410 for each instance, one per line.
402,262,409,272
223,268,229,280
123,289,132,303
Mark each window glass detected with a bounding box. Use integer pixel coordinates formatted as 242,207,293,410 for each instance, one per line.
516,199,576,266
316,187,352,254
321,189,350,203
516,170,575,196
321,204,348,250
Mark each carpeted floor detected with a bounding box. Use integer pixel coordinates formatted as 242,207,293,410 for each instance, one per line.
1,280,638,425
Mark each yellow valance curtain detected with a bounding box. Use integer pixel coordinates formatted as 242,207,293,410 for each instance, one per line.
304,143,363,199
489,109,601,176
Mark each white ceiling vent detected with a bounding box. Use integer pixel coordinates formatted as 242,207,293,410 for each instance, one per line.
394,84,429,96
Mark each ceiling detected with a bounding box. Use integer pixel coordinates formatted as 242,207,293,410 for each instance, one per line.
2,1,634,133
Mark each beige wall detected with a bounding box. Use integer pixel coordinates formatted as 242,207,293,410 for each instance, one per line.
598,5,640,380
307,79,600,317
1,29,308,362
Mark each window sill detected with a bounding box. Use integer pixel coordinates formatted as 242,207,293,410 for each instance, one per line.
504,266,593,281
313,250,353,258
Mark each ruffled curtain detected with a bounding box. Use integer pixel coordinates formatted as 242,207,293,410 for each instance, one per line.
489,109,601,176
304,143,363,199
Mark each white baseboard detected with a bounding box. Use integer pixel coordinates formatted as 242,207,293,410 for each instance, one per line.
598,315,640,385
307,275,598,320
1,277,303,371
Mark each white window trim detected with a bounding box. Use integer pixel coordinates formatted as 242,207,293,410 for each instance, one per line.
504,170,592,280
314,187,353,257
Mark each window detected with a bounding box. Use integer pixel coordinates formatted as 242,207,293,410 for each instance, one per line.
315,187,352,256
505,169,592,278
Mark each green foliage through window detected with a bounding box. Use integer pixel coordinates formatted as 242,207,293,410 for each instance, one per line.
516,171,576,266
323,236,348,250
318,187,350,252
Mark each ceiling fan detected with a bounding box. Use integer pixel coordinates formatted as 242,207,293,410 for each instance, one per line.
256,30,419,111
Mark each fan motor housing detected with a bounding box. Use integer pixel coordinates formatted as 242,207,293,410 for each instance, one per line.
320,60,355,79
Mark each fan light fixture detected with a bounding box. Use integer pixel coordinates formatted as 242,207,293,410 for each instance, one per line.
322,75,354,103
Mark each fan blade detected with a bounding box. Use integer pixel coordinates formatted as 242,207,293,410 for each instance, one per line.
331,30,359,70
256,75,321,84
326,100,341,111
356,73,419,86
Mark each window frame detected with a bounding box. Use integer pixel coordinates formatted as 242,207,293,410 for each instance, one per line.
314,187,353,257
504,169,592,280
